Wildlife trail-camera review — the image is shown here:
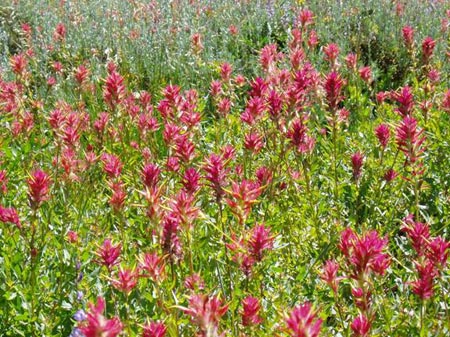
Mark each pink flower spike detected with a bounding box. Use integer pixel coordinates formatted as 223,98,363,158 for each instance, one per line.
395,116,426,164
96,239,121,271
184,273,205,291
103,70,126,109
411,261,435,299
78,297,123,337
241,296,263,326
0,170,7,194
28,169,51,209
349,230,389,276
75,64,90,86
109,181,126,212
376,91,389,104
320,260,341,293
255,166,273,187
203,153,229,202
308,30,319,49
226,180,262,224
175,135,196,163
241,96,266,125
375,123,390,149
53,23,66,42
421,36,436,63
401,215,430,256
248,224,274,261
142,163,161,189
339,228,390,277
10,53,28,76
101,153,123,179
345,53,358,71
351,315,371,337
297,8,314,28
286,302,322,337
442,90,450,113
217,97,231,116
324,71,344,111
182,293,228,336
182,167,201,194
339,228,357,257
351,151,364,181
244,132,264,154
393,86,414,117
426,236,450,268
161,215,182,261
359,66,372,83
383,169,398,182
143,321,167,337
259,44,281,72
402,26,414,49
166,156,180,173
286,117,315,154
220,62,232,82
111,267,138,294
323,43,340,65
139,252,165,282
0,206,21,228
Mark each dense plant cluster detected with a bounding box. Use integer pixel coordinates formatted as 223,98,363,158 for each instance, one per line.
0,1,450,336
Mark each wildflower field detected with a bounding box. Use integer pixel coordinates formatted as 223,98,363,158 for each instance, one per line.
1,0,450,336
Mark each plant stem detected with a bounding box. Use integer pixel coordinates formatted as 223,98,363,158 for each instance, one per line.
186,226,194,275
331,116,341,222
420,299,427,337
217,201,233,299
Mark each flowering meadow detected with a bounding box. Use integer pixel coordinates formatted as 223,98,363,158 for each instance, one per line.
1,0,450,336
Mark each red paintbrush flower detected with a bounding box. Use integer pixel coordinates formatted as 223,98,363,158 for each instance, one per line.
286,117,315,154
320,259,341,293
323,43,340,65
101,153,123,179
96,239,121,271
324,71,344,111
142,163,161,189
339,228,390,278
109,181,126,212
182,167,201,194
297,8,314,28
421,36,436,63
375,124,390,149
351,151,364,181
111,267,138,294
248,224,274,261
28,169,51,209
393,86,414,117
226,179,262,224
161,215,182,261
143,321,167,337
103,70,126,109
244,132,264,154
0,206,21,228
351,315,371,337
53,23,66,42
182,293,228,337
241,296,263,326
78,297,123,337
286,302,322,337
74,65,89,86
139,252,165,282
402,26,414,49
395,116,426,164
411,261,435,300
204,153,229,202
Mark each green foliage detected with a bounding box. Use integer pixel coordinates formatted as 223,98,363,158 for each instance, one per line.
0,0,450,336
